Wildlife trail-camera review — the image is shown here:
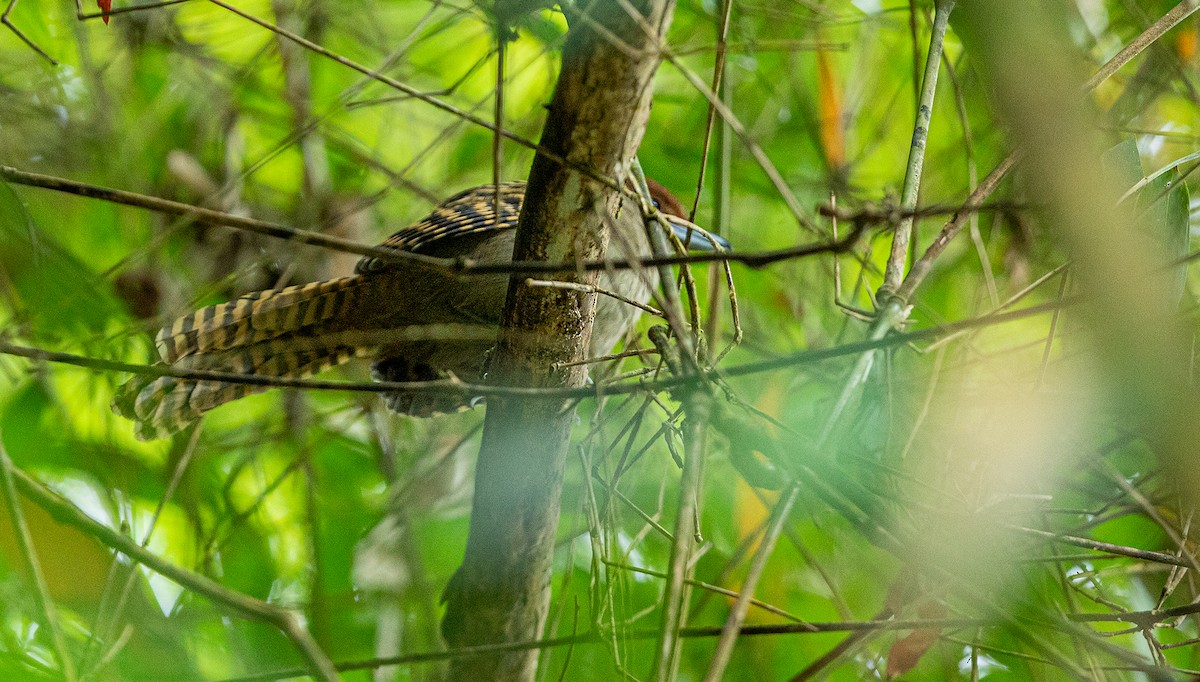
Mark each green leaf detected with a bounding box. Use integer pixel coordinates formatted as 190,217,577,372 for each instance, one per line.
1100,138,1142,189
1102,140,1191,306
0,182,123,339
1139,169,1190,307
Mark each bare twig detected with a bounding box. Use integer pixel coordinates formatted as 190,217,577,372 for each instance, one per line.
525,278,664,317
703,483,800,682
72,0,191,23
879,0,956,298
9,467,338,681
0,164,875,274
893,150,1022,302
687,0,733,222
1085,0,1200,91
0,165,443,268
0,299,1070,401
603,559,814,625
653,402,708,681
3,0,57,64
1005,525,1191,568
218,614,1115,682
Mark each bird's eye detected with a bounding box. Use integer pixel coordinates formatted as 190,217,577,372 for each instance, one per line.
652,198,661,209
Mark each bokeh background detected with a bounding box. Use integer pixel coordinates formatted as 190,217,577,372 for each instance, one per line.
2,0,1200,679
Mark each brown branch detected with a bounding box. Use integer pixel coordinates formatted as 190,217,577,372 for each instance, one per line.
213,616,1051,682
0,165,442,269
0,299,1070,401
1005,525,1191,568
441,2,677,680
6,162,1024,279
1084,0,1200,91
0,163,886,274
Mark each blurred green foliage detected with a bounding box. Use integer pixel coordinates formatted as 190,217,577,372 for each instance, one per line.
0,1,1198,680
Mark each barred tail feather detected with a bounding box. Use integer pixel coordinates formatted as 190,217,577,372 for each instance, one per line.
115,276,371,440
113,341,368,440
155,276,362,363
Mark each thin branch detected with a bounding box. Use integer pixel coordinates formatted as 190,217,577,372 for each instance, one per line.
73,0,191,23
3,0,58,64
0,165,443,269
1084,0,1200,91
603,560,813,625
686,0,734,222
659,48,816,234
525,278,664,317
0,164,876,274
9,467,339,682
893,150,1022,302
652,402,708,681
880,0,956,297
5,162,1019,276
1005,525,1191,568
703,483,800,682
0,299,1071,401
216,615,1084,682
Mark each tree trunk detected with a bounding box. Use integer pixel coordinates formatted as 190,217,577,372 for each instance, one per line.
441,2,675,679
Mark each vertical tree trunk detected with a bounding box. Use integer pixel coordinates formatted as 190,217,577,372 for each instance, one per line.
442,2,675,679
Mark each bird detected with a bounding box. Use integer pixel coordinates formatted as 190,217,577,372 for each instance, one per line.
112,179,728,440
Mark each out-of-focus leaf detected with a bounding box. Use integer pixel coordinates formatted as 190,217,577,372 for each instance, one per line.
1102,140,1190,306
0,490,115,614
1138,170,1190,307
0,383,83,471
1101,139,1142,189
883,571,946,679
710,403,787,490
1177,24,1198,62
885,620,941,679
0,182,123,339
816,41,845,172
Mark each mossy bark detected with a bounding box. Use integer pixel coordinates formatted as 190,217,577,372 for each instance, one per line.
442,2,675,679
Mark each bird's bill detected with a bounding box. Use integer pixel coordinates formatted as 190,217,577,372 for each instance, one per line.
662,215,731,251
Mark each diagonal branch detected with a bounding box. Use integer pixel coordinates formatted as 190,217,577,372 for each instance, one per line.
8,466,339,681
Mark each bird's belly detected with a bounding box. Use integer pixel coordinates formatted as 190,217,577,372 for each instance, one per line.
591,269,656,356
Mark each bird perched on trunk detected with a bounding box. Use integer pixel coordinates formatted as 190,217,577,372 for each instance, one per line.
113,179,726,440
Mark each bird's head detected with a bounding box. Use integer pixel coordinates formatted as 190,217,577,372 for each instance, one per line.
643,178,731,252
